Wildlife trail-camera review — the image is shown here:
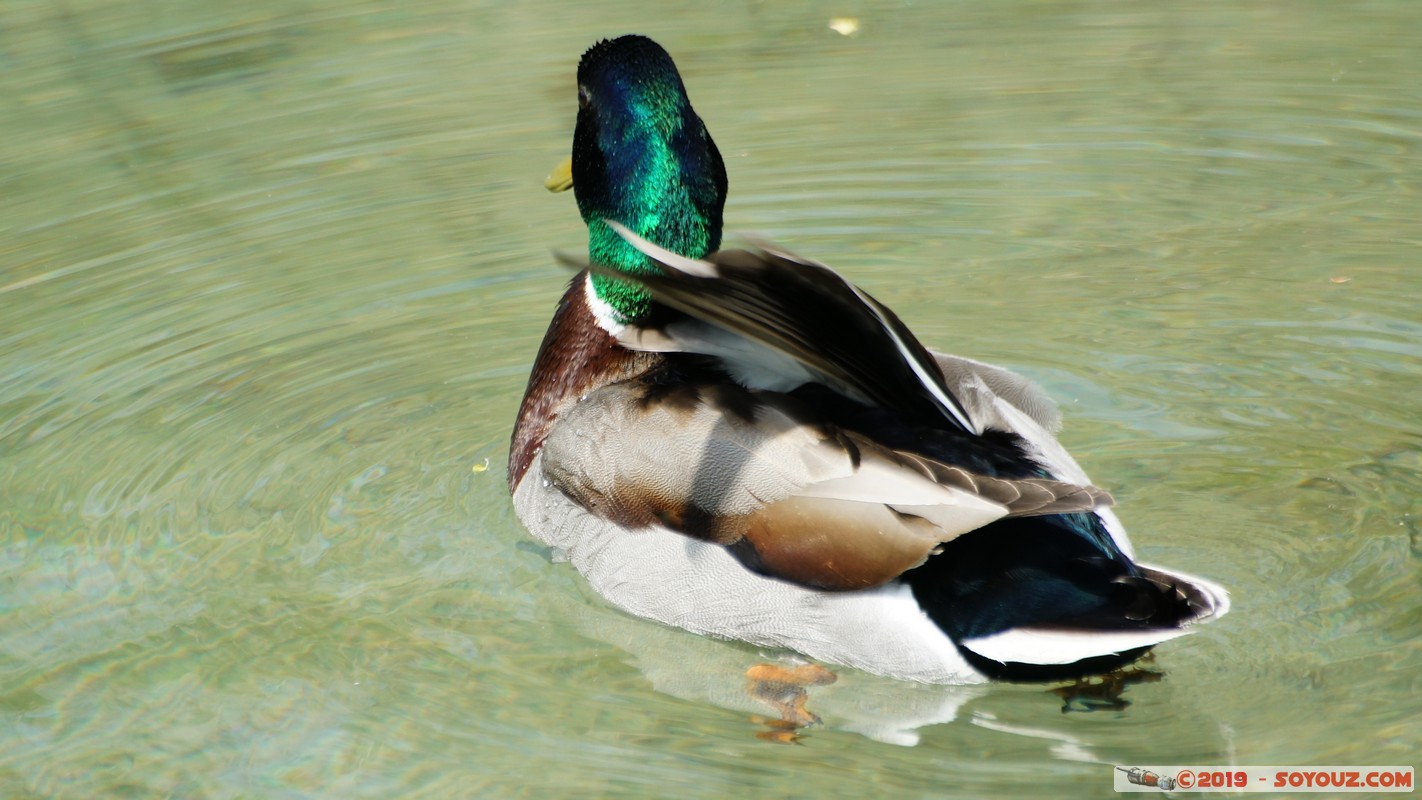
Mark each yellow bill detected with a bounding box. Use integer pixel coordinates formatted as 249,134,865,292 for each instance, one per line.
544,155,574,192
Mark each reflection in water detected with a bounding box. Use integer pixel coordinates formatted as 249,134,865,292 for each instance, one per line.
1,0,1419,797
557,587,981,748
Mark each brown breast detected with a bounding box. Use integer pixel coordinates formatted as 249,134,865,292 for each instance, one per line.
507,271,661,491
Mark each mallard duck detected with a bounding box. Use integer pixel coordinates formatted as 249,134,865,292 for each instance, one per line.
509,35,1228,684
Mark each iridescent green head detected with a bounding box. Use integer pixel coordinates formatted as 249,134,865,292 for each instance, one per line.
572,35,727,323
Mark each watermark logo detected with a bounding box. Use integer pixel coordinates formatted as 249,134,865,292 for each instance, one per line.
1117,768,1175,790
1114,766,1413,793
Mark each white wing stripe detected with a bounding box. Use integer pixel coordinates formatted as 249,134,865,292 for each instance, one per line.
850,283,980,434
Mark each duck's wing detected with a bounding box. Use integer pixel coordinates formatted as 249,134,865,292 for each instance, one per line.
574,221,980,434
930,352,1062,433
539,376,1111,591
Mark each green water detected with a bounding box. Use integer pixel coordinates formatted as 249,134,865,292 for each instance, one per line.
2,1,1418,797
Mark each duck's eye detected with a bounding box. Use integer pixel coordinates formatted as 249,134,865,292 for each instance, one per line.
577,85,589,109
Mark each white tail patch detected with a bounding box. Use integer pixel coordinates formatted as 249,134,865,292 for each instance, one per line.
960,626,1194,666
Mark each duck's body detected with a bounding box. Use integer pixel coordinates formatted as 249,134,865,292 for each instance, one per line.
509,35,1227,684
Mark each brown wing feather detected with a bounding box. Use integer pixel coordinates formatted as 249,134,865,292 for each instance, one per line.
735,496,945,590
895,454,1114,517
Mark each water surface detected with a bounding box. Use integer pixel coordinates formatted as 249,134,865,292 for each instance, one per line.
1,1,1418,797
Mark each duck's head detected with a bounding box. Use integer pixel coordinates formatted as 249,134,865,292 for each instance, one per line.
563,35,727,323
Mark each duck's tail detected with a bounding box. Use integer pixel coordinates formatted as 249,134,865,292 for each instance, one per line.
952,563,1229,680
906,519,1230,681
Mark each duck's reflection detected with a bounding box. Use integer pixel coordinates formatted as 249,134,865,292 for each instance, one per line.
558,584,1222,756
566,594,981,747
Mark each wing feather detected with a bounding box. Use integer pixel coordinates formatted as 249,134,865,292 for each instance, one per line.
539,376,1110,591
575,221,981,434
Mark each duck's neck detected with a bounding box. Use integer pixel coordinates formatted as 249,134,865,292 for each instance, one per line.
573,98,725,324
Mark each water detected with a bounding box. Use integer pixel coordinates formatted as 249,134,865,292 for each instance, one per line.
2,1,1418,797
